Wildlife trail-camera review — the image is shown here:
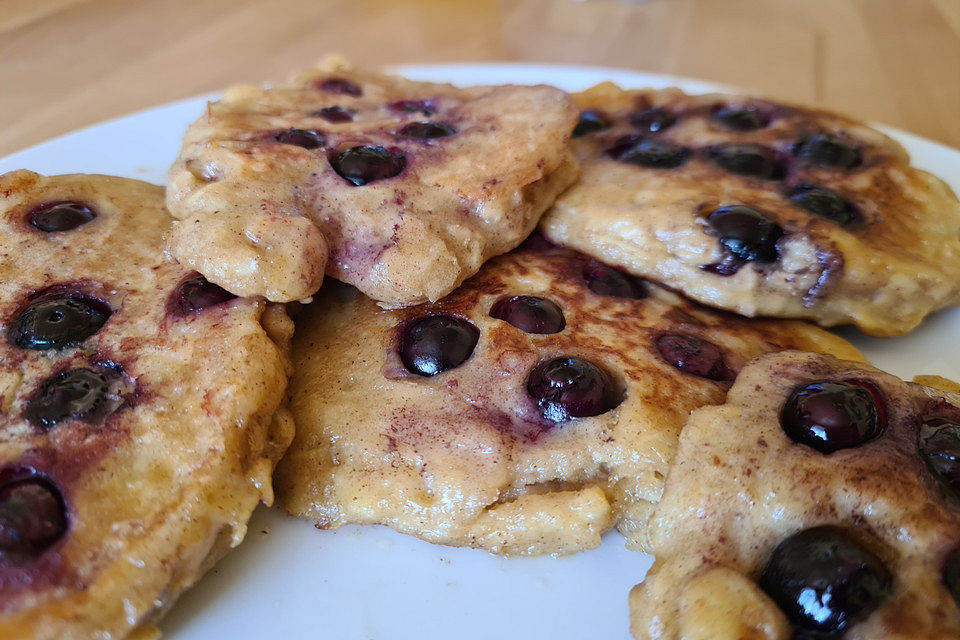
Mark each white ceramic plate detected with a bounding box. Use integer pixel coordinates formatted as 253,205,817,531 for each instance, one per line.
1,64,958,640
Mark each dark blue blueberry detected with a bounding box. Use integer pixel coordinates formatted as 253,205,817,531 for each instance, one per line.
398,121,457,139
331,146,407,186
400,315,479,376
789,184,859,226
759,526,892,636
656,334,728,381
780,380,884,453
919,419,960,501
583,261,647,299
707,205,784,263
169,274,236,315
9,292,111,351
490,296,565,334
318,78,362,96
26,368,112,429
28,202,96,232
313,106,354,123
274,128,325,149
0,472,67,558
712,105,768,131
572,110,609,138
629,107,676,133
709,144,783,179
387,99,437,115
527,357,623,422
793,134,862,169
608,136,690,169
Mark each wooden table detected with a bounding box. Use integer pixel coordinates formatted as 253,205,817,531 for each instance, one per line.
2,0,958,157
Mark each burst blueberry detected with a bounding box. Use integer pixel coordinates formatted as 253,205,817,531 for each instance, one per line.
26,368,112,429
0,473,67,559
169,274,236,315
655,334,728,381
313,106,354,123
707,205,784,263
398,121,457,139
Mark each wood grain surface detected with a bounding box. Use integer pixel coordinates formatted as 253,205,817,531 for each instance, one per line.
1,0,958,156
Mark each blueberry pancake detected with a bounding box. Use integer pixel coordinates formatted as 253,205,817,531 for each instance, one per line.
540,83,960,337
631,351,960,640
275,236,863,556
166,56,579,306
0,171,294,639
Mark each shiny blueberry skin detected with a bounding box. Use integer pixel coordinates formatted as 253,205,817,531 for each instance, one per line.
490,296,565,334
527,357,623,422
25,368,112,429
793,134,862,169
0,473,67,559
712,105,768,131
28,201,96,232
789,184,859,226
608,136,690,169
919,419,960,500
944,547,960,609
655,334,728,381
387,99,437,115
274,128,325,149
313,106,354,123
759,526,892,636
8,293,111,351
398,121,457,139
400,315,480,376
318,78,362,96
629,107,676,133
331,145,407,186
793,133,863,169
707,205,784,263
572,110,610,138
709,144,783,179
583,261,647,299
780,380,884,453
168,274,236,315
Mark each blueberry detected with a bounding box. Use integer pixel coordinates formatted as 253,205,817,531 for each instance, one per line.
780,380,884,453
582,261,647,299
712,105,768,131
398,121,457,139
8,292,111,351
759,526,892,636
26,368,112,429
168,274,236,316
527,357,623,422
655,334,728,381
572,110,609,138
793,134,862,169
608,136,690,169
387,99,437,116
629,107,676,133
313,106,354,123
330,146,407,186
789,184,859,226
919,419,960,501
0,473,67,559
707,205,784,263
28,201,96,232
274,128,324,149
709,144,783,179
400,315,479,376
490,296,565,334
944,547,960,609
318,78,362,96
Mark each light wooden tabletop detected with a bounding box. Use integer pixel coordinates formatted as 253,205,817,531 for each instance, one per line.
2,0,958,157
